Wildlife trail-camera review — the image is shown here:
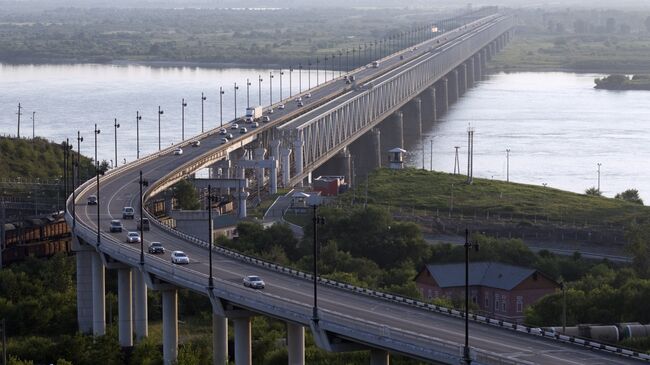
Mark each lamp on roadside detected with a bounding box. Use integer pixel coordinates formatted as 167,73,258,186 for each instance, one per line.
207,185,216,288
94,124,101,246
139,170,148,265
158,106,164,151
316,57,320,85
219,87,224,127
136,111,142,159
310,195,325,323
298,64,303,93
289,67,293,98
307,60,312,90
246,79,251,108
234,83,239,120
73,131,83,230
113,118,120,168
269,72,274,106
463,228,479,364
201,92,207,133
279,70,284,101
258,75,263,106
181,99,187,141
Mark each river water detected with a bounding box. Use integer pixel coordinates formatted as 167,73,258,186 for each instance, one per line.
1,65,649,202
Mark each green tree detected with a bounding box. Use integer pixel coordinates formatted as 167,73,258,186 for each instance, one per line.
173,179,201,210
615,189,643,205
584,186,602,196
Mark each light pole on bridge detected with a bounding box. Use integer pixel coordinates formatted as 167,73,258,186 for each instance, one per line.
463,228,479,364
113,118,120,168
136,111,142,159
94,124,101,247
289,67,293,98
311,200,325,323
298,64,302,93
307,60,312,90
279,70,284,101
158,106,164,151
316,57,320,86
201,92,207,133
234,83,239,120
139,170,148,265
506,148,511,183
597,162,602,192
269,71,274,106
72,131,83,231
246,78,251,108
207,185,216,288
181,98,187,141
219,87,224,127
258,75,263,106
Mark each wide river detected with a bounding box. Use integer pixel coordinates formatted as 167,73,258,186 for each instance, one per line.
1,65,649,202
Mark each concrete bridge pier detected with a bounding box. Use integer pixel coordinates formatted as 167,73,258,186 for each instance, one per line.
287,323,305,365
412,97,422,136
117,267,133,348
435,77,449,116
423,87,437,122
162,288,178,365
370,349,390,365
474,53,483,81
269,140,281,160
458,64,468,96
466,58,475,87
213,314,228,365
384,111,404,150
448,70,459,104
74,238,94,334
293,139,305,187
238,190,249,218
133,269,148,341
340,147,353,187
234,317,252,365
254,147,266,185
91,251,106,336
371,128,382,169
281,148,292,187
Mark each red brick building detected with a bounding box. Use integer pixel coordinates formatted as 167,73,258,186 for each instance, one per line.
414,262,560,322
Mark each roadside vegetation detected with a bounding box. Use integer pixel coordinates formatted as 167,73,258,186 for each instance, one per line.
594,74,650,90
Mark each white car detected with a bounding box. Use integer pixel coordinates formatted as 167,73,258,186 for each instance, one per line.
192,140,200,147
173,147,183,155
305,93,312,98
219,128,227,135
243,275,265,289
171,251,190,265
126,231,141,243
278,104,285,110
268,108,274,114
295,96,302,102
262,116,271,123
230,123,239,129
220,137,229,144
297,101,304,107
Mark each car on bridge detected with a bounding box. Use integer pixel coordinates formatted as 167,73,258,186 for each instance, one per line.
219,128,227,135
297,101,304,107
171,251,190,265
109,219,123,233
305,93,312,98
126,231,141,243
262,116,270,123
220,137,229,144
192,140,200,147
240,127,247,134
243,275,265,289
173,147,183,155
137,218,150,231
122,207,135,219
87,195,98,205
278,104,285,110
148,242,165,254
251,122,259,128
230,123,239,129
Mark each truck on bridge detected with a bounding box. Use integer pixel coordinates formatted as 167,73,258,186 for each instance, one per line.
245,106,263,122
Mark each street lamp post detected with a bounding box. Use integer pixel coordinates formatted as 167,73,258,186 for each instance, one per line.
289,67,293,98
136,111,142,159
94,124,101,246
506,148,510,183
207,185,215,288
324,56,328,82
158,106,164,151
219,87,224,127
463,228,479,364
73,131,83,230
597,163,602,192
298,64,303,93
346,50,349,72
311,202,325,322
258,75,263,106
234,83,239,119
113,118,120,168
139,171,148,264
308,60,312,90
316,57,320,86
279,71,284,101
31,111,36,139
16,103,22,138
246,79,251,108
181,99,187,141
201,92,207,133
269,72,274,106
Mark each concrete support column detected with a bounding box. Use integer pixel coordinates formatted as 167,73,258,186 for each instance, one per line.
254,147,266,185
281,148,292,187
427,87,437,122
458,64,468,95
117,267,133,348
370,349,390,365
436,78,449,116
75,248,93,334
269,159,278,194
449,70,459,104
133,269,148,341
467,58,475,87
287,323,305,365
390,111,403,149
233,317,252,365
269,140,281,160
213,314,228,365
91,251,106,336
238,191,249,218
340,147,352,188
162,288,178,365
293,139,304,187
475,52,483,81
412,97,422,136
371,128,381,169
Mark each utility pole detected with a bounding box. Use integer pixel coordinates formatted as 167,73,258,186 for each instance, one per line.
311,204,325,323
201,92,207,133
597,163,602,192
463,228,479,364
114,119,120,168
181,99,187,141
506,148,511,183
158,106,164,151
219,87,224,127
16,103,22,138
31,111,36,140
466,127,474,184
454,146,460,174
136,111,142,159
430,139,434,171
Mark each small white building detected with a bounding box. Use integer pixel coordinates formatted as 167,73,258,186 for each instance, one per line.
388,148,407,169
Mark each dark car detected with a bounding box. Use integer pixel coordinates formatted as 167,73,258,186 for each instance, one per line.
148,242,165,254
87,195,98,205
137,218,150,231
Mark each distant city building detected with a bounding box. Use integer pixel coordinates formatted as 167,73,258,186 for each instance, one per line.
414,262,560,322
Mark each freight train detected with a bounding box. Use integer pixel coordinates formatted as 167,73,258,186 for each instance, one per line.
545,323,650,343
2,211,71,264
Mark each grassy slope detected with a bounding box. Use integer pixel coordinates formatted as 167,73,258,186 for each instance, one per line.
355,168,650,226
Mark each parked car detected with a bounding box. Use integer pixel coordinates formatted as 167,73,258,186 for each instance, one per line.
126,231,141,243
109,219,123,233
173,147,183,155
262,116,271,123
87,195,98,205
137,218,150,231
171,251,190,264
192,140,201,147
243,275,265,289
230,123,239,129
122,207,135,219
148,242,165,254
